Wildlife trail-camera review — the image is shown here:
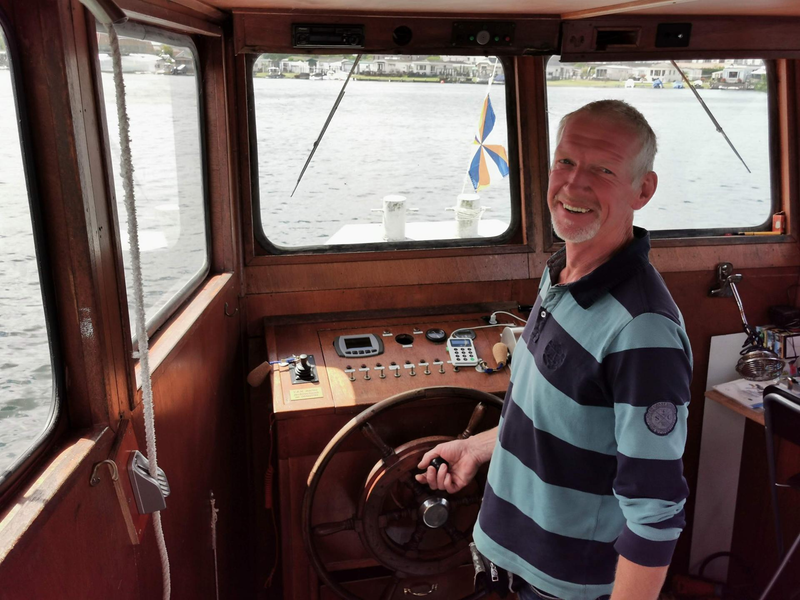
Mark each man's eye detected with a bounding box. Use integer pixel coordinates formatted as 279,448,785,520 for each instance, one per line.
558,159,573,166
600,167,614,175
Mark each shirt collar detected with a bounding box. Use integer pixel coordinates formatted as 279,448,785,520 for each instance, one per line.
546,227,651,309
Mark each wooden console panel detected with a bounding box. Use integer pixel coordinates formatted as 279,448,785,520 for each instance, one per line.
265,310,517,600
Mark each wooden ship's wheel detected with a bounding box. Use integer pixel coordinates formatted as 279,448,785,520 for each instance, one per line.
302,387,504,600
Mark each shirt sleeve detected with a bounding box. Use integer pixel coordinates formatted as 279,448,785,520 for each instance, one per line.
603,311,692,567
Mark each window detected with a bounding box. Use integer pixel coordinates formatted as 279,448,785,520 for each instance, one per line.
546,58,773,234
96,25,209,337
0,25,59,482
251,54,517,251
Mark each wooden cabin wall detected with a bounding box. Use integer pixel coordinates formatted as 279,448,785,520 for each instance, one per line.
0,0,251,598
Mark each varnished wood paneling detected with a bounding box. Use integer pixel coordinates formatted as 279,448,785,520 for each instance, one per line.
132,275,250,599
562,16,800,61
199,35,239,274
233,11,560,55
246,280,539,337
117,0,226,30
0,428,144,600
245,254,530,294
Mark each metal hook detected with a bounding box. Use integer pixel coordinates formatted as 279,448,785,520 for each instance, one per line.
224,302,238,317
90,459,119,486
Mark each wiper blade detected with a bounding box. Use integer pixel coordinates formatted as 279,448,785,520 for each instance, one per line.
671,60,751,174
291,54,362,197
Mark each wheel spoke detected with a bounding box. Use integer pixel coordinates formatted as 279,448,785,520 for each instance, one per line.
458,402,487,439
313,516,357,537
403,520,429,552
360,422,396,460
400,472,431,501
442,522,465,543
378,506,417,528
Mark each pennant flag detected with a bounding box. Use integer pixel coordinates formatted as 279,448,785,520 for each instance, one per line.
468,95,510,191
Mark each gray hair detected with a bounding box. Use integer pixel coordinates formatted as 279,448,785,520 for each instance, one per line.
555,100,657,185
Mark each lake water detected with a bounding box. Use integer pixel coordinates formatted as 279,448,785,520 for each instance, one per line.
255,77,771,245
0,69,771,475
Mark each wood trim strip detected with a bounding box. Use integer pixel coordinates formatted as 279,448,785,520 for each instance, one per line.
163,0,224,21
116,0,225,34
134,273,233,388
561,0,698,21
0,426,111,562
705,389,765,426
245,254,529,294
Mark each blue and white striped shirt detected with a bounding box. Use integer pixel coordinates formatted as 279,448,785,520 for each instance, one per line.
474,228,692,600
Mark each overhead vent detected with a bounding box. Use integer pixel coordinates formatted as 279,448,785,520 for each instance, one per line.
594,28,640,50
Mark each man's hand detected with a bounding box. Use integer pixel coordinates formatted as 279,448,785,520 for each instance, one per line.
415,427,497,494
610,556,668,600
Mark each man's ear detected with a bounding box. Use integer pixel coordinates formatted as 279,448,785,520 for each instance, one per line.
632,171,658,210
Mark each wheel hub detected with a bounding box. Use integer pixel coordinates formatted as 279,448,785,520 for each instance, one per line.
419,497,451,528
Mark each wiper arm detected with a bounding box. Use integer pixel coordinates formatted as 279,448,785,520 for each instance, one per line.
291,54,362,197
671,60,751,173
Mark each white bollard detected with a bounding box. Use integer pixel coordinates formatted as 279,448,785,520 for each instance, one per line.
449,193,488,238
372,195,409,242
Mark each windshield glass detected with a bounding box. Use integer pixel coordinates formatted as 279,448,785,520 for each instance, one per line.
546,57,773,233
252,54,515,250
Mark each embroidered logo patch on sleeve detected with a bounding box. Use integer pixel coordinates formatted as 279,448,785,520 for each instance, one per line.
645,402,678,436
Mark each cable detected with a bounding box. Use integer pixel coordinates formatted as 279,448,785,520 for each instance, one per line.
449,323,518,341
489,311,527,325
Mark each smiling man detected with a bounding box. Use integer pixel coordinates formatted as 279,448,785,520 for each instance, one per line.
418,100,692,600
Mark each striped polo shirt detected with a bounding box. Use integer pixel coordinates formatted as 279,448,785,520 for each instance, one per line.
473,227,692,600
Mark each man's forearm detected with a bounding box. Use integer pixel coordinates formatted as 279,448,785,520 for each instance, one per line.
610,556,667,600
468,426,498,464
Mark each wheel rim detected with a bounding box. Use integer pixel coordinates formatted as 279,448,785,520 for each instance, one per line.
302,386,503,600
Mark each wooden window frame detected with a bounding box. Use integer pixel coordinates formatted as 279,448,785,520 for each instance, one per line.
0,4,66,501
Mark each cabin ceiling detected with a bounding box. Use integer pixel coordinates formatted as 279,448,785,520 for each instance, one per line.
214,0,800,16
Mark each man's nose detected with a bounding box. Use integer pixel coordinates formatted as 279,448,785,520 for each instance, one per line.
564,166,590,189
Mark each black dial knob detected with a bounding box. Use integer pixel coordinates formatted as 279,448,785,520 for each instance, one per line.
425,328,447,343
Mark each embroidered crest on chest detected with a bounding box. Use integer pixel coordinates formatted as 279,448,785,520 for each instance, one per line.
542,339,566,370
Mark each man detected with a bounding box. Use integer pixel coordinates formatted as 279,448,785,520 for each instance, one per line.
417,100,692,600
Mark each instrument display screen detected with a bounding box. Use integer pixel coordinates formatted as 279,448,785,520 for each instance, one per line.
344,336,372,350
334,333,384,358
449,339,471,347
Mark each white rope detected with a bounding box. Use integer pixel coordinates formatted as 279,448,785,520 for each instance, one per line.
447,206,487,221
210,493,220,600
108,25,171,600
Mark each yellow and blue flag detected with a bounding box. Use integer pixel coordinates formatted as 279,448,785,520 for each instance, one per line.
468,94,510,191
